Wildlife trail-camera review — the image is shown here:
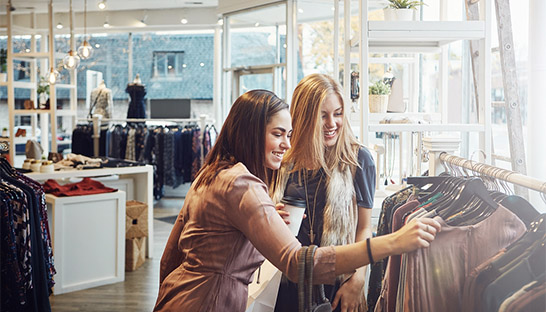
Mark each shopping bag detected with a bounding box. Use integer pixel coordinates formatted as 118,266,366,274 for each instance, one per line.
246,259,282,312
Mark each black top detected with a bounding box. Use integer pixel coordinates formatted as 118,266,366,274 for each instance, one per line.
283,146,376,246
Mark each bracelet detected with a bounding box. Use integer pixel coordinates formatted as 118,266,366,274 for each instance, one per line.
366,237,375,265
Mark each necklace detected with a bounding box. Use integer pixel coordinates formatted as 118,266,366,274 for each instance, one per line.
303,169,323,244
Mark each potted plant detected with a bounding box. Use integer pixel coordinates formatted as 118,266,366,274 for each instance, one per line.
0,48,7,82
384,0,426,21
37,76,50,109
368,80,391,113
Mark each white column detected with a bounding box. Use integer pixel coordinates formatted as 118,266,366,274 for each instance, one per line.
527,0,546,210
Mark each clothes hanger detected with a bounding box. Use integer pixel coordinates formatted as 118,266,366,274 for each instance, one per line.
499,195,540,228
434,178,497,222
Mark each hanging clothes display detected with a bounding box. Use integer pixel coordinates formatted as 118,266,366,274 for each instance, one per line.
370,176,543,312
97,123,215,199
126,82,147,119
89,81,113,119
0,157,55,312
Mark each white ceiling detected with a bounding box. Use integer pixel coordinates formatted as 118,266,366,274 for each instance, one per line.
1,0,219,14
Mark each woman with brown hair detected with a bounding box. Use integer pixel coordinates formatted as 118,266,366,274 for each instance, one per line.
272,73,374,312
154,89,440,311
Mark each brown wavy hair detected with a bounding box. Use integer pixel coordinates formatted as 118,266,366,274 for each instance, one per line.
193,90,288,189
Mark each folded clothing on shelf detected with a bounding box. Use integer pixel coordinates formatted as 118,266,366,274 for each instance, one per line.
43,177,118,197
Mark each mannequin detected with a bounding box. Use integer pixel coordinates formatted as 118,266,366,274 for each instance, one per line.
126,73,147,119
89,80,113,118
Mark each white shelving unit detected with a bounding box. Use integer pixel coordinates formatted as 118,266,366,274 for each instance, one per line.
5,4,77,166
339,0,491,170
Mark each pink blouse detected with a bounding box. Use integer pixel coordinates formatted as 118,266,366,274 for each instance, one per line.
154,163,336,311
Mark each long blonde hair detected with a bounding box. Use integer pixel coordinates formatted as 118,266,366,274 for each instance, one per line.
284,74,360,175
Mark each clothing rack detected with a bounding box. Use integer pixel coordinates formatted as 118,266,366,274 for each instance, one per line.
76,114,214,160
437,152,546,202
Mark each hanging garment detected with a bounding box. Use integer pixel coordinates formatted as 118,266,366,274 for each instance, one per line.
126,84,147,119
395,205,526,312
1,158,55,312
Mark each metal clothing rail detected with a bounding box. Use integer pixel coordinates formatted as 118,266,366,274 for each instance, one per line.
439,152,546,197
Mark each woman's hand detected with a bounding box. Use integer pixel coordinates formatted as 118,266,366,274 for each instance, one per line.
275,203,306,225
331,273,366,312
390,217,442,255
275,203,291,224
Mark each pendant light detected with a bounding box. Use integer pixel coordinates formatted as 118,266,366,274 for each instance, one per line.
63,0,80,69
47,0,59,84
78,0,94,59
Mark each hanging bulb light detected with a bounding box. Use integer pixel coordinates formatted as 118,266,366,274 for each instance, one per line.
63,50,80,69
47,0,59,85
78,0,94,59
48,67,60,84
98,0,107,10
63,0,80,70
78,40,93,59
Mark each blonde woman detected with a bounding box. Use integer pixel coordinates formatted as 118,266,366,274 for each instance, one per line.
272,74,375,312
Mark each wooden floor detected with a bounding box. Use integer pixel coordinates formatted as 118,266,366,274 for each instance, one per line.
49,198,182,312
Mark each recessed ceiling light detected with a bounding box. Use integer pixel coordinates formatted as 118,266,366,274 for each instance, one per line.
98,0,106,10
181,18,188,24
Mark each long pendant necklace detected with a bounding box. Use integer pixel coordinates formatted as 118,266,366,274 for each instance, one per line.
303,169,323,244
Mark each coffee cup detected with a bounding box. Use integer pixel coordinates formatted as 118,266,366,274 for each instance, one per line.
280,196,306,236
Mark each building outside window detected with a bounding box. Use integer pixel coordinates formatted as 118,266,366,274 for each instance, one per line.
153,51,184,77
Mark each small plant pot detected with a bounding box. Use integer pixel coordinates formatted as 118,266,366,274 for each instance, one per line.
369,94,389,113
383,8,415,21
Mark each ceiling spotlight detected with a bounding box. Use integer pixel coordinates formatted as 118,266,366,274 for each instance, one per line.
254,22,260,27
103,20,110,28
95,43,100,48
56,22,63,29
182,64,187,68
298,8,304,13
181,18,188,24
200,62,205,67
217,18,223,25
98,0,106,10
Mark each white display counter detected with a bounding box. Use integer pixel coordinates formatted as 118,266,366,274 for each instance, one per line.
26,165,154,257
46,191,126,294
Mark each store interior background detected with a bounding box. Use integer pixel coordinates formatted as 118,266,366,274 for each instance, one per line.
1,0,544,209
0,0,545,310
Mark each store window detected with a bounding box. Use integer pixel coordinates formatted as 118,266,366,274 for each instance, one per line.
153,51,185,77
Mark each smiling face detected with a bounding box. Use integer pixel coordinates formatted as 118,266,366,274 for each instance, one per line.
321,93,343,148
264,109,292,170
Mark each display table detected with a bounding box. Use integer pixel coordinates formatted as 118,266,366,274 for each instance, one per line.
26,165,154,257
46,191,126,294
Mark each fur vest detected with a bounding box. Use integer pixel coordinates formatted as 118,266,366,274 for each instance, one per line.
272,163,358,248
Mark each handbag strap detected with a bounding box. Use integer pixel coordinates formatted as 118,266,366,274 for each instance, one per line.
298,246,309,312
306,245,318,311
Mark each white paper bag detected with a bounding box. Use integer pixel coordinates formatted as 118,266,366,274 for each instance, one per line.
245,260,282,312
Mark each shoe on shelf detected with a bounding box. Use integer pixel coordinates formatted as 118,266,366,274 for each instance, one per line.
15,128,27,137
